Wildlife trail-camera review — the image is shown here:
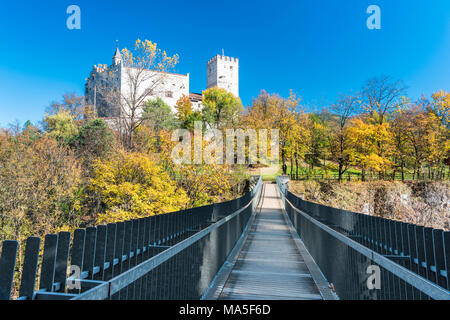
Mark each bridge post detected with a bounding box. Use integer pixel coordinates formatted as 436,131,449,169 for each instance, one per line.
278,175,290,195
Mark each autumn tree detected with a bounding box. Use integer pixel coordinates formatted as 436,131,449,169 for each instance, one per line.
47,92,94,120
158,129,238,207
284,112,309,178
175,95,202,130
133,125,159,155
303,113,330,172
428,90,449,129
329,94,360,181
389,106,412,180
361,76,407,178
346,117,391,180
362,76,407,125
242,90,300,173
401,103,433,179
426,91,450,178
0,131,82,242
176,164,233,207
90,151,188,224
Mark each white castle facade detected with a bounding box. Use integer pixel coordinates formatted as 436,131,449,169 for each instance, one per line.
85,47,239,118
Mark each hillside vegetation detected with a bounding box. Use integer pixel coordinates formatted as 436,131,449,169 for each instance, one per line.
290,180,450,230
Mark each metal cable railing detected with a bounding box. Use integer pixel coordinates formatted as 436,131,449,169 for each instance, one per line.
276,176,450,300
0,176,262,300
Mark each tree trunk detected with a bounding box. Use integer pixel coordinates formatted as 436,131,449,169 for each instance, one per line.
290,157,293,178
282,149,287,175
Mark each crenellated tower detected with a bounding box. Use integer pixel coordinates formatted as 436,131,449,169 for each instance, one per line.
207,54,239,97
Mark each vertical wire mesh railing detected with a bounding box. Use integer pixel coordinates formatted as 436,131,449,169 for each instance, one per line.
276,176,450,300
0,176,262,300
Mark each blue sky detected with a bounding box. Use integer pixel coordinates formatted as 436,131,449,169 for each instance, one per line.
0,0,449,127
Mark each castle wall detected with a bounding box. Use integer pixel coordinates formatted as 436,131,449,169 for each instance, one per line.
85,64,122,117
86,64,189,117
120,67,189,114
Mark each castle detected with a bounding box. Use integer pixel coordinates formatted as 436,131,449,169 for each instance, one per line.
85,47,239,118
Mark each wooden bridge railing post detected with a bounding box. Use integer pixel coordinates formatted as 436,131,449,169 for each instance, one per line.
0,240,19,300
69,228,85,295
54,232,71,292
39,234,58,293
111,222,124,300
18,237,41,299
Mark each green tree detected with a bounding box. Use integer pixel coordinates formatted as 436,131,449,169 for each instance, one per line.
143,97,179,132
44,110,79,144
304,113,330,171
70,118,115,169
201,87,243,128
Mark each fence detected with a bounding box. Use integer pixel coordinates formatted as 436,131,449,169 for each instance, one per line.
276,176,450,300
288,171,449,181
0,176,262,300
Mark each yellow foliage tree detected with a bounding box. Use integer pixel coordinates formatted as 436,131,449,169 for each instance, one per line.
175,95,202,130
242,90,301,173
346,117,391,179
177,163,232,207
0,132,82,242
429,90,449,127
91,151,188,224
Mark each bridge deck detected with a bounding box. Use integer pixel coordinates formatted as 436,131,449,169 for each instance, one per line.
206,183,335,300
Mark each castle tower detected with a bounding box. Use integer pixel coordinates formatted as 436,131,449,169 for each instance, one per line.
113,46,122,66
207,54,239,97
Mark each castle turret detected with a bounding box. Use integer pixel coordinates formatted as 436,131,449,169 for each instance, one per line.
113,46,122,66
207,54,239,97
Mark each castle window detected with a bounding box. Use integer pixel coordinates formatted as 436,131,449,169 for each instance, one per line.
166,91,173,98
146,88,154,96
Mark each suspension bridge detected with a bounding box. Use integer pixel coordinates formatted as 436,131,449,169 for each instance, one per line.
0,176,449,300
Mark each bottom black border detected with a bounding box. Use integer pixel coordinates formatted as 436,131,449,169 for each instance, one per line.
1,300,448,318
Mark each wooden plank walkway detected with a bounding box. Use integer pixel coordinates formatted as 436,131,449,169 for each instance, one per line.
205,183,336,300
